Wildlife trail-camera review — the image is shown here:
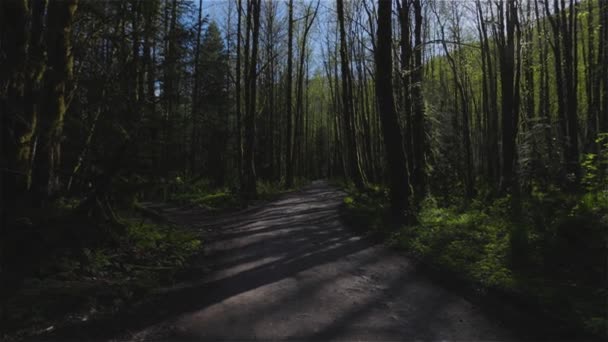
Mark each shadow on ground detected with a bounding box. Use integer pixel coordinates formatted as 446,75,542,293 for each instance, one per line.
41,181,570,341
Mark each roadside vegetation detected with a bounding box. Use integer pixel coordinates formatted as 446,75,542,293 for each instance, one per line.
2,192,199,338
341,140,608,338
170,179,299,211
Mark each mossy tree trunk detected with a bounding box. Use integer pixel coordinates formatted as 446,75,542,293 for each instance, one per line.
31,0,78,203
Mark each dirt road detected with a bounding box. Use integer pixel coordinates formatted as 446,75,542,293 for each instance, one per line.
125,180,521,341
48,181,527,341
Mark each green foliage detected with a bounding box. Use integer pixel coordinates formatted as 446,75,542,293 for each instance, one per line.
582,133,608,191
169,178,238,210
398,197,516,289
341,185,389,235
341,184,607,337
124,220,201,268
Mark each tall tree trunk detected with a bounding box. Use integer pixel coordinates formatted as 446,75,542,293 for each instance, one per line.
397,0,414,181
411,0,427,201
497,0,520,194
242,0,260,200
545,0,569,169
236,0,243,186
584,0,598,151
190,0,203,175
32,0,79,202
375,0,413,222
476,0,499,189
285,0,294,188
601,0,608,132
562,0,579,179
1,0,45,202
337,0,366,189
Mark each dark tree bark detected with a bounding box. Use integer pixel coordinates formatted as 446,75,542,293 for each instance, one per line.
411,0,427,201
584,0,598,152
190,0,203,175
285,0,294,188
562,0,580,179
375,0,413,222
236,0,243,186
476,1,495,189
397,0,414,180
1,0,47,202
496,0,520,194
601,0,608,132
242,0,261,200
31,0,79,202
337,0,366,189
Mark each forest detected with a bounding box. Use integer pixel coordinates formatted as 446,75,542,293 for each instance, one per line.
1,0,607,340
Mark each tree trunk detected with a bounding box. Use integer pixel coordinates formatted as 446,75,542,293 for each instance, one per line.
601,0,608,132
31,0,79,203
375,0,413,222
337,0,366,189
242,0,260,200
236,0,243,186
285,0,294,188
411,0,427,201
190,0,203,175
497,0,520,194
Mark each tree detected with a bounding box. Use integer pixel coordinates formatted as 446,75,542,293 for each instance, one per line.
235,0,243,186
242,0,261,200
31,0,79,202
190,0,203,175
496,0,520,194
337,0,366,189
285,0,294,188
199,22,230,185
375,0,412,222
411,0,427,201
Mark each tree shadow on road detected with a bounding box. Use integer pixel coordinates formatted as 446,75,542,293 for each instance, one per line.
44,185,370,340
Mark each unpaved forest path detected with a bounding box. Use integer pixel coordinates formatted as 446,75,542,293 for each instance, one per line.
49,180,529,341
127,180,520,341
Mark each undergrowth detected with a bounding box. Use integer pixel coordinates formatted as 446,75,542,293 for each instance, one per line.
2,206,202,339
341,185,607,337
169,178,293,210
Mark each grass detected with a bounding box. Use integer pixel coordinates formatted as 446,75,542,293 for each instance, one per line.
341,185,608,338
